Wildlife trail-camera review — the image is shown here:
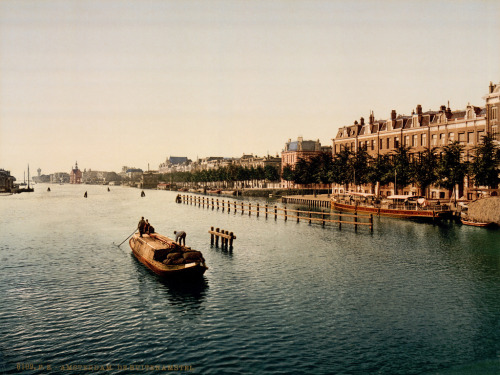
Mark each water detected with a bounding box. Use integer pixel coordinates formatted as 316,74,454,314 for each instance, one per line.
1,184,499,374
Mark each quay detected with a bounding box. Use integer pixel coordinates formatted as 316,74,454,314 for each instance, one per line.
281,194,331,208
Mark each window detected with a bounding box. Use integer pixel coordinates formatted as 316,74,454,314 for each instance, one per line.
380,139,383,149
394,137,399,148
448,133,455,143
458,133,465,145
412,135,418,147
468,132,474,144
440,133,446,145
421,133,427,147
386,138,390,149
371,140,375,150
491,106,498,120
477,131,484,144
431,134,437,146
404,136,409,146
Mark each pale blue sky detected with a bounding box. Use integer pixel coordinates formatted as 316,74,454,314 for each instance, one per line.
1,0,499,179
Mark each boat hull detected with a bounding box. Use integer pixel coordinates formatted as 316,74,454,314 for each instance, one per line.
129,233,207,279
460,219,492,227
332,201,448,219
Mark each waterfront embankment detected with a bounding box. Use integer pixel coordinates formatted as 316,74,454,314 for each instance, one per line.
468,197,500,225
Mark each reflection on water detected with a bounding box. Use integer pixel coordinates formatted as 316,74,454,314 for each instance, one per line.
0,184,499,374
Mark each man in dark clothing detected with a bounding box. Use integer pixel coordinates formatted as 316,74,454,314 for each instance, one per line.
138,217,146,237
174,230,186,246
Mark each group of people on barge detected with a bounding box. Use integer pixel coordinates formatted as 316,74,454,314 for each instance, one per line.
137,216,186,245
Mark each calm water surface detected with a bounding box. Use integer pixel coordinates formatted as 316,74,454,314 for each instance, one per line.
1,184,499,374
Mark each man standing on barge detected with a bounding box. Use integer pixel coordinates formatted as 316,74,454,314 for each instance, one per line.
138,217,146,237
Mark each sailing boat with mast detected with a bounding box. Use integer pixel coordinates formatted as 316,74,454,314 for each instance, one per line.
15,165,34,193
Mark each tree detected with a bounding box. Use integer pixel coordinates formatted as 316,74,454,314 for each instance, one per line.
367,153,392,196
281,165,294,186
411,148,438,198
436,141,466,200
330,148,354,191
351,147,372,189
391,145,413,195
470,133,500,189
264,165,280,181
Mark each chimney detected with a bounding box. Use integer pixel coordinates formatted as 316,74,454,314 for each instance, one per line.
360,117,365,126
416,104,422,115
440,105,446,112
391,110,396,121
369,111,375,125
490,81,495,94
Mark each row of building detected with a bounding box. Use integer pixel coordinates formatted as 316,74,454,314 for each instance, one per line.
25,80,499,200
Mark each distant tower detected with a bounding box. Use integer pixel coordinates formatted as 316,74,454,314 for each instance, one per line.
70,161,82,184
37,168,41,177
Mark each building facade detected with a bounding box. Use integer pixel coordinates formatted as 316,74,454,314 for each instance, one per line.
281,137,332,188
332,81,500,199
70,162,82,184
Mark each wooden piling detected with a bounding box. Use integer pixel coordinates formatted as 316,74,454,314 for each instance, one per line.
229,232,234,248
370,214,373,232
354,212,358,232
322,210,325,227
309,212,312,224
210,226,214,245
284,206,287,221
257,203,260,217
215,228,220,247
249,203,252,216
339,214,342,230
265,204,268,219
274,206,277,220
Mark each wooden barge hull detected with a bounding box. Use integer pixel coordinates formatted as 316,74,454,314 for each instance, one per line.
332,201,448,219
129,234,207,278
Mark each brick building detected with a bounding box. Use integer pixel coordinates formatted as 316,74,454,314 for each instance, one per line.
332,81,500,199
281,137,332,188
70,162,82,184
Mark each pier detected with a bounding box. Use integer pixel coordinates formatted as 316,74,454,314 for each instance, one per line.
178,194,373,231
281,194,331,208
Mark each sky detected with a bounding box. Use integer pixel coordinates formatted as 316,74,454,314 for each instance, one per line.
1,0,499,180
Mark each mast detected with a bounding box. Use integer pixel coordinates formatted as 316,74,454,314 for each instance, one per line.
27,164,30,189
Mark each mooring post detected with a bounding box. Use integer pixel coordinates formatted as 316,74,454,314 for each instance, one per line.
297,209,300,223
229,232,234,248
284,206,287,221
354,212,358,232
370,214,373,232
274,205,277,220
212,198,214,210
257,203,259,217
225,230,230,248
309,212,312,224
217,199,219,210
265,204,268,219
234,201,237,213
222,200,225,212
241,202,244,215
202,197,205,208
249,203,252,216
210,226,214,245
322,210,325,227
215,228,220,247
339,214,342,230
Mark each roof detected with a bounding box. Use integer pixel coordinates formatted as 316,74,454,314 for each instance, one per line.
169,156,189,165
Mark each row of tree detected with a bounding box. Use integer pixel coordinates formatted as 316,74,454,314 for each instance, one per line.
283,134,500,197
160,164,281,185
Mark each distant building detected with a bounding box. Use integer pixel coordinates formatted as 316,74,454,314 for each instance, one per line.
70,162,82,184
281,137,330,188
0,169,16,192
51,172,70,184
158,156,191,173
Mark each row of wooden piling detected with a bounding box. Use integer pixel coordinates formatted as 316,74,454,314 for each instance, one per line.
281,195,330,208
209,227,236,248
179,194,373,232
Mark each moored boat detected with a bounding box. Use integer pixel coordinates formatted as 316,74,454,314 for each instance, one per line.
331,193,451,220
460,217,492,227
129,232,207,278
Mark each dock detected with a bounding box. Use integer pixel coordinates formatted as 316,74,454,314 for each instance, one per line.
281,194,331,208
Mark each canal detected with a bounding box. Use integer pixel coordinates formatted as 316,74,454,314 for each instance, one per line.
0,184,499,374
